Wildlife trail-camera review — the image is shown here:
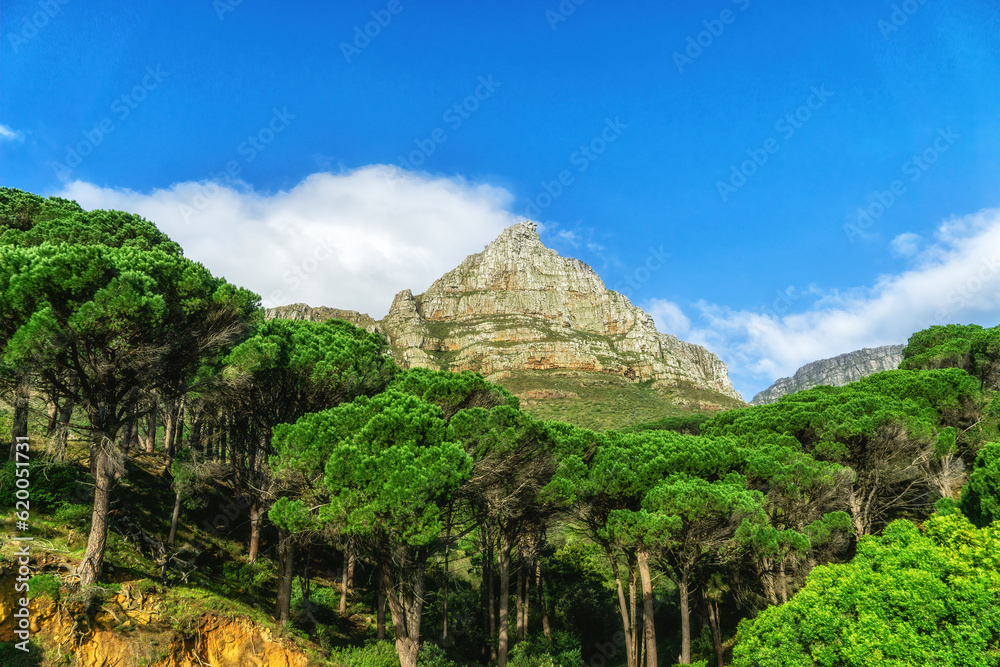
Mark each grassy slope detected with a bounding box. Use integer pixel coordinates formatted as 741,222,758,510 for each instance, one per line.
498,369,745,431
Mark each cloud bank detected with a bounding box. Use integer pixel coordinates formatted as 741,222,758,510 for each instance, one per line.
59,166,520,317
646,208,1000,399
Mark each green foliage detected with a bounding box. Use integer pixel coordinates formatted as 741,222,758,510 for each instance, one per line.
0,640,44,666
330,640,400,667
220,561,273,596
389,367,518,418
508,631,581,667
732,513,1000,666
52,502,92,526
902,323,1000,390
961,441,1000,528
619,412,713,435
0,460,80,511
272,390,472,547
28,573,62,600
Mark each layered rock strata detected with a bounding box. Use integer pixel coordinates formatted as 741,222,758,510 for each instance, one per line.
267,221,742,401
751,344,906,405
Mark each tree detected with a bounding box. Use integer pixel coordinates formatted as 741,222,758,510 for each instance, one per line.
0,242,258,585
902,323,1000,390
448,405,568,667
732,513,1000,667
703,369,983,538
640,473,766,665
960,440,1000,527
214,317,397,566
271,390,472,667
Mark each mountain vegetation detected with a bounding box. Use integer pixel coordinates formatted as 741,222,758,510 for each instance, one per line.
0,187,998,667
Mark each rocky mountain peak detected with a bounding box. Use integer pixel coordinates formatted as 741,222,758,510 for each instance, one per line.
267,222,744,403
750,344,906,405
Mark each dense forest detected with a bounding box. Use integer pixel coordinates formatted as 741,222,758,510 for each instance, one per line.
1,187,998,667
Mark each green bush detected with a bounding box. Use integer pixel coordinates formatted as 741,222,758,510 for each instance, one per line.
0,460,81,511
732,513,1000,666
220,560,273,596
331,640,400,667
509,631,580,667
53,503,92,526
960,440,1000,527
28,573,62,600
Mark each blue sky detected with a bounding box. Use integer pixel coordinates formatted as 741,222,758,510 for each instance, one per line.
2,0,998,399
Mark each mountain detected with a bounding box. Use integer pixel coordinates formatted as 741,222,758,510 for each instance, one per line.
267,221,743,426
750,344,906,405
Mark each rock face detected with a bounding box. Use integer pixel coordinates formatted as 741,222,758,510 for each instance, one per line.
750,344,906,405
267,221,742,401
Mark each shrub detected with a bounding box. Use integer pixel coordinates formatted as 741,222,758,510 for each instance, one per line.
0,460,80,511
28,573,62,600
330,640,400,667
960,440,1000,527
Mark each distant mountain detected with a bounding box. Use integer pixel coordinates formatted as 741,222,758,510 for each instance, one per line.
750,344,906,405
267,221,744,422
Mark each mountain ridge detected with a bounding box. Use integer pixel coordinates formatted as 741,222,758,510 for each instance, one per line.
267,220,743,406
750,344,906,405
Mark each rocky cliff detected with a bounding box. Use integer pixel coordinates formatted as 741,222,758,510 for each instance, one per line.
268,221,742,403
750,344,906,405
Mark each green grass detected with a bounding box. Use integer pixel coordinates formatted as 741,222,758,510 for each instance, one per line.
499,370,744,431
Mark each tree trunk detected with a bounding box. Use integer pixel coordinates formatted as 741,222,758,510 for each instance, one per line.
46,397,58,436
340,541,355,616
275,531,295,623
162,400,176,462
707,597,724,667
248,502,265,563
144,397,156,454
173,396,186,454
52,376,77,463
79,437,114,585
168,487,182,546
606,543,636,667
10,371,30,462
380,555,424,667
442,517,451,641
487,520,497,661
516,556,526,641
377,565,387,640
679,562,692,665
536,559,552,645
498,530,514,667
637,547,657,667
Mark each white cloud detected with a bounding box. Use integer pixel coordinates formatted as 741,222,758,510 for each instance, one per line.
890,232,922,258
644,298,691,337
679,208,1000,399
58,165,519,317
0,124,23,141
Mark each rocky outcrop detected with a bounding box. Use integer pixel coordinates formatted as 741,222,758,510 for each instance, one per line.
267,221,742,401
750,344,906,405
264,303,378,332
0,575,312,667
